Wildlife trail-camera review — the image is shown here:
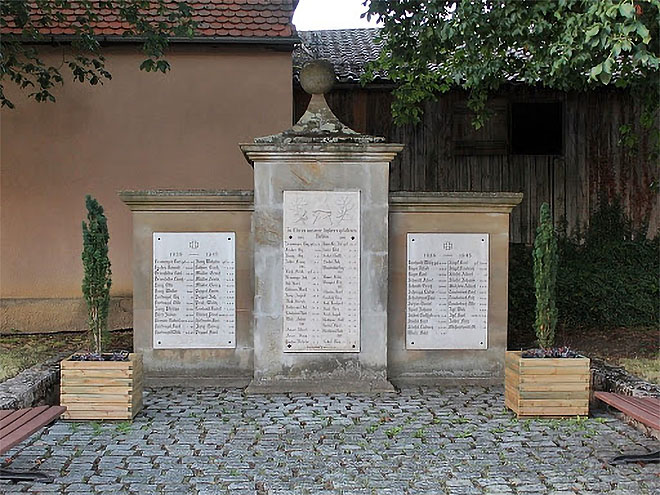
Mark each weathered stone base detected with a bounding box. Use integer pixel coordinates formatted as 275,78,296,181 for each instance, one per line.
146,375,252,388
0,354,67,409
591,358,660,398
0,297,132,334
245,378,396,394
390,375,503,387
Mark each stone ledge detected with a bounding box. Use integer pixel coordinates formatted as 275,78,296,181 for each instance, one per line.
146,376,252,388
591,358,660,397
245,378,396,394
0,353,68,410
389,191,524,213
119,190,254,211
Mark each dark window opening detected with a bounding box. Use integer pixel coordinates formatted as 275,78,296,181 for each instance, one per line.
511,102,563,155
452,100,508,155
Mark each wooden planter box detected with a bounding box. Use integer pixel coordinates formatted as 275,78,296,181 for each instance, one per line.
60,353,143,420
505,350,590,417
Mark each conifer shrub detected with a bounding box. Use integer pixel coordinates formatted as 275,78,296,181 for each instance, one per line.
532,203,558,348
81,195,112,355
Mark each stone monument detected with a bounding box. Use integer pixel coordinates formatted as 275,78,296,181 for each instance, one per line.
240,61,403,392
120,61,522,389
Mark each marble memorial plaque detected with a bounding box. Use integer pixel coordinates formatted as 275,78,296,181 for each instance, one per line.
406,233,488,350
153,232,235,349
283,191,360,352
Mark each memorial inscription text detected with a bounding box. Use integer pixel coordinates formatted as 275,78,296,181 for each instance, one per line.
153,232,236,349
283,191,360,352
406,233,489,350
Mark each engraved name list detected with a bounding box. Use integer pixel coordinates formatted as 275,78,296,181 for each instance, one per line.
406,233,489,350
283,191,360,352
153,232,236,349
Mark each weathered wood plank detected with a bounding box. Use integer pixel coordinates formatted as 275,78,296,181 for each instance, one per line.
594,392,660,430
518,407,588,417
59,377,135,386
61,369,134,378
506,380,589,392
0,406,67,455
504,351,590,417
507,365,589,376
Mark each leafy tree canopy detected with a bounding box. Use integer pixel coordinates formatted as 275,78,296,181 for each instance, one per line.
364,0,660,127
1,1,196,108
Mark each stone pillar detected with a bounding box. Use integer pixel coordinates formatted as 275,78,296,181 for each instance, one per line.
241,61,403,392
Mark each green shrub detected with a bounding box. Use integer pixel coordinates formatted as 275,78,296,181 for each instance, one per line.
509,198,659,340
557,199,659,328
82,195,112,354
533,203,558,348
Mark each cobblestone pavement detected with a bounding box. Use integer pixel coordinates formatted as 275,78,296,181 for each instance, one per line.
2,387,658,494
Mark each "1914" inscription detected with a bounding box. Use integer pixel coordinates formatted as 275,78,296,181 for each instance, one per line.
406,233,489,350
283,191,360,352
153,232,235,349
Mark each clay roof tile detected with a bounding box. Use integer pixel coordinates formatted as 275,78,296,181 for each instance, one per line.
1,0,296,40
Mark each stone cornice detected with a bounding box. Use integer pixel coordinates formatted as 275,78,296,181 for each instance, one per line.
240,144,405,166
389,192,524,214
118,190,254,211
119,190,522,214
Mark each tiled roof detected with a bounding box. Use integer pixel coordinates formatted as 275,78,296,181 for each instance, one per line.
2,1,297,40
294,29,386,84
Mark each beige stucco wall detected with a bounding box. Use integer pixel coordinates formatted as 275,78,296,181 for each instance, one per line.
0,44,291,331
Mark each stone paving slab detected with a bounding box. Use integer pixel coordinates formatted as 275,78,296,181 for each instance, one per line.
1,387,658,494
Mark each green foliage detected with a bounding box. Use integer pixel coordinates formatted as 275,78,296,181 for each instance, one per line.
364,0,660,125
557,198,659,327
82,195,112,354
533,203,559,348
509,198,659,337
508,244,536,340
0,1,196,108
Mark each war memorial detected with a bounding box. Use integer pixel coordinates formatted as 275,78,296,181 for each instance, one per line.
120,61,522,392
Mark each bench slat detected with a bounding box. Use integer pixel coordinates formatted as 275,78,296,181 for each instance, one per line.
0,406,66,455
595,392,660,416
595,392,660,430
0,406,49,431
618,398,660,418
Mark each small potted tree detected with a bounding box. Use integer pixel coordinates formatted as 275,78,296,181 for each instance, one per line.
60,195,143,420
505,203,590,417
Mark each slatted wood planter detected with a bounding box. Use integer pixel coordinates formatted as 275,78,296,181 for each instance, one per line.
505,351,590,417
60,353,143,420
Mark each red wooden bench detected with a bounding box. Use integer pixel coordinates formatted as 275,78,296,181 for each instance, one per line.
0,405,67,482
594,391,660,465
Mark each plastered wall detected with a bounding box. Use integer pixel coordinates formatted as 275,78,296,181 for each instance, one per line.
0,44,291,332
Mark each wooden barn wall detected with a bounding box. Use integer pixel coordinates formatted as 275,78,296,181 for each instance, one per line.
295,87,658,244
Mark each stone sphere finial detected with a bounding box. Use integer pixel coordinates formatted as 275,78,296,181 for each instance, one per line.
299,60,335,95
